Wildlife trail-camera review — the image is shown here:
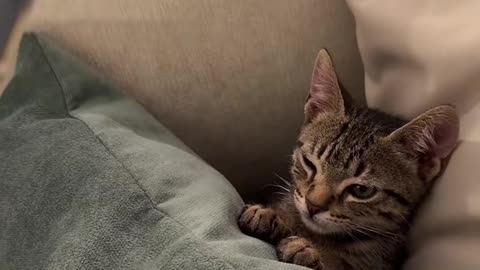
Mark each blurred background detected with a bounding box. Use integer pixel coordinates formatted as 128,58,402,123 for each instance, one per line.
15,0,364,200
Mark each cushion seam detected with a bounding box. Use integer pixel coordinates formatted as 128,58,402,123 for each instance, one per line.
33,35,239,270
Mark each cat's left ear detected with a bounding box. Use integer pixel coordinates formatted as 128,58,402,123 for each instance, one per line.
304,49,345,123
386,105,459,182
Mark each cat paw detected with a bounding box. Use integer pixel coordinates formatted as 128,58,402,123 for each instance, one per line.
238,204,286,242
277,236,323,270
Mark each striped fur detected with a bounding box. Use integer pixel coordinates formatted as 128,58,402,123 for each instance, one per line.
238,50,458,270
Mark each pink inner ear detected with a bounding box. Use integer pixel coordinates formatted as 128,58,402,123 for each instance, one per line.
305,84,340,117
305,56,342,117
432,120,459,158
310,82,334,105
391,105,459,160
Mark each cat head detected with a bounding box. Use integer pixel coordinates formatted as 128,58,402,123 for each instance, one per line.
290,49,459,236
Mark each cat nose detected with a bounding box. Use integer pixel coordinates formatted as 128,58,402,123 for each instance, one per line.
305,183,331,216
306,198,328,216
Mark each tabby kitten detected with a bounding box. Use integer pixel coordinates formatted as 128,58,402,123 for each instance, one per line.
238,50,459,270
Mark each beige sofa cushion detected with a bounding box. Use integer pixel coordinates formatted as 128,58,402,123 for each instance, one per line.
347,1,480,269
25,0,364,198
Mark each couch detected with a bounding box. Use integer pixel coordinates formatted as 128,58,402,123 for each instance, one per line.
2,1,480,270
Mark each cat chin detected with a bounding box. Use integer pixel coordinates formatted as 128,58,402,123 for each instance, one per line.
300,212,345,235
294,195,344,235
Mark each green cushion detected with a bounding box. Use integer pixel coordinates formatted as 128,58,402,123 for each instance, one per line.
0,34,305,270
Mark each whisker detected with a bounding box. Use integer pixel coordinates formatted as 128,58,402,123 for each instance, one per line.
397,213,411,228
354,224,401,240
346,223,396,266
342,224,374,265
273,191,290,198
264,184,290,193
274,173,292,187
346,220,402,243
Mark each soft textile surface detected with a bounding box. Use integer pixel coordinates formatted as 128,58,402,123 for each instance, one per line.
346,1,480,269
0,34,305,270
0,0,30,94
24,0,365,197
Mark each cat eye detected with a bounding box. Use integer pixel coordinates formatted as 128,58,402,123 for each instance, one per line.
347,184,377,200
301,155,317,174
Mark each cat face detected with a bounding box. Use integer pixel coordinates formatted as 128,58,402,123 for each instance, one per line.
290,50,459,236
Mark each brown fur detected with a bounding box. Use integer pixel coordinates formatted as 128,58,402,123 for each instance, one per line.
238,50,459,270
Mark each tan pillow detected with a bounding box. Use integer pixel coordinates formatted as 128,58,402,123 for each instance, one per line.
346,1,480,269
26,0,364,198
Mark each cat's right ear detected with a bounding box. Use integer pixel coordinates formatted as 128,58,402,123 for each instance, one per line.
385,105,459,183
304,49,345,123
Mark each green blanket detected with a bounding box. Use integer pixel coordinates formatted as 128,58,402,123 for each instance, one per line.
0,34,305,269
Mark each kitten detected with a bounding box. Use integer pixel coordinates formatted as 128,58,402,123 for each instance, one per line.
238,50,459,270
